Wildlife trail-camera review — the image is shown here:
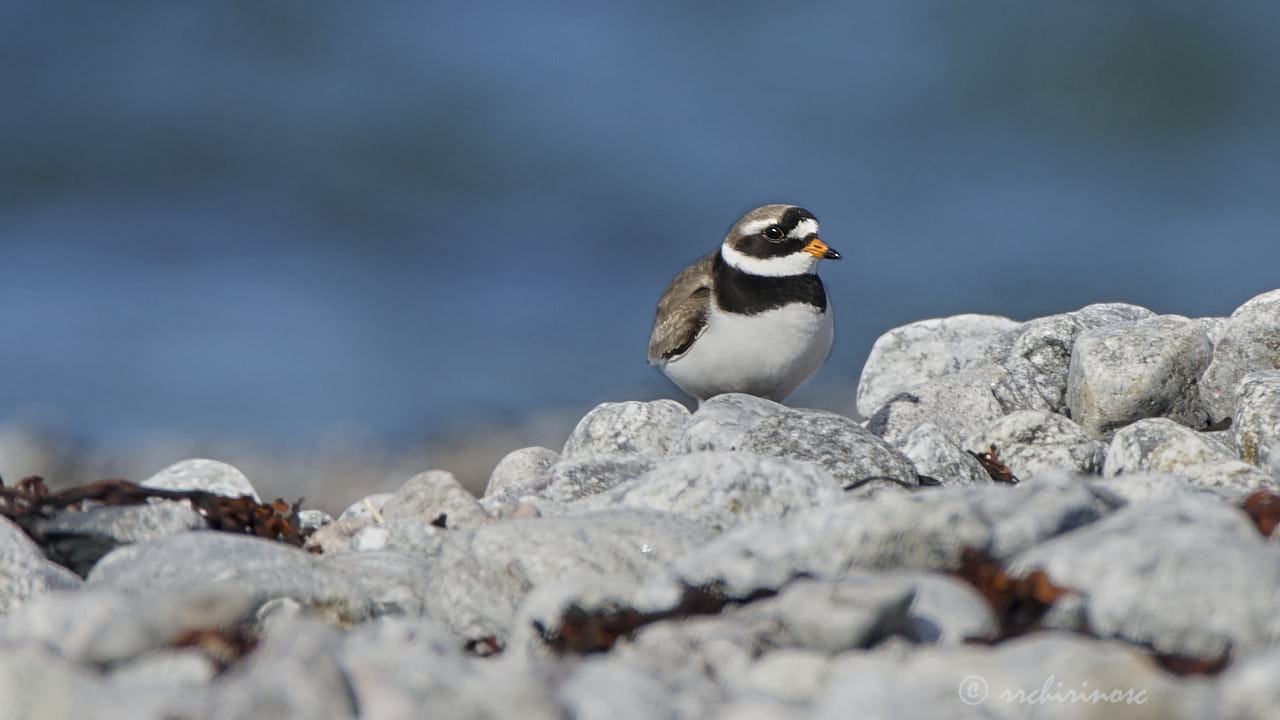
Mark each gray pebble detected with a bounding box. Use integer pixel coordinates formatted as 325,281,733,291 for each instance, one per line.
1233,370,1280,473
966,409,1105,478
856,314,1020,417
562,399,691,458
141,458,260,501
1201,289,1280,422
1066,315,1212,440
578,451,845,532
484,446,559,498
896,423,992,486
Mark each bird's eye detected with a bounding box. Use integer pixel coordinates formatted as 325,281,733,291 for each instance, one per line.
763,226,784,241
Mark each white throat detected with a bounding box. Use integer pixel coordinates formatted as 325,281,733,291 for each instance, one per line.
720,243,820,277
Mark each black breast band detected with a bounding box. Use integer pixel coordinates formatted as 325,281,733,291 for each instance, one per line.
712,252,828,316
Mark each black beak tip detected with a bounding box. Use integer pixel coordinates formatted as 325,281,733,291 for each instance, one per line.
824,249,841,260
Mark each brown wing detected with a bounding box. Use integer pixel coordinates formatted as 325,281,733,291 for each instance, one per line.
647,251,716,365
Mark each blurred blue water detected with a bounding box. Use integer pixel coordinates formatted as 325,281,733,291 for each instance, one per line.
2,1,1278,445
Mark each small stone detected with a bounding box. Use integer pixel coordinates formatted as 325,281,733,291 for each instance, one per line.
84,531,414,624
902,572,1000,644
318,551,437,617
1071,301,1158,329
577,451,845,532
0,581,254,666
417,509,711,643
295,509,332,532
1011,492,1279,659
341,615,563,719
670,393,791,454
1233,370,1280,472
337,492,392,522
141,458,260,501
31,501,207,576
669,477,1106,597
1088,472,1238,505
624,615,763,701
304,515,373,554
855,314,1021,417
349,522,445,556
729,575,917,654
1200,289,1280,422
0,589,129,659
895,423,992,486
0,516,82,613
1065,315,1212,439
741,409,918,489
557,653,719,720
83,582,256,665
992,303,1155,416
0,644,139,720
509,574,642,650
561,400,690,458
308,492,396,553
481,452,661,516
1175,461,1280,496
743,649,831,703
484,446,558,498
814,632,1212,720
382,470,488,530
205,617,355,720
1103,417,1236,476
965,410,1105,479
1220,646,1280,720
990,313,1083,415
1197,316,1229,347
865,366,1008,446
528,454,661,510
107,648,218,690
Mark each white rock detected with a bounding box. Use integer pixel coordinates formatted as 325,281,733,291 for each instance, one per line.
1066,315,1212,439
141,458,260,501
1103,417,1235,475
0,516,82,613
814,633,1213,720
1011,492,1280,659
382,469,488,530
1233,370,1280,472
670,392,792,453
864,365,1008,446
669,477,1106,597
561,400,690,458
966,410,1105,478
896,423,992,486
577,451,844,532
1201,289,1280,422
856,314,1020,417
993,303,1155,416
484,446,558,498
741,408,919,489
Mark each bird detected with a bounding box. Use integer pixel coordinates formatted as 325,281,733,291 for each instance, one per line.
647,204,840,403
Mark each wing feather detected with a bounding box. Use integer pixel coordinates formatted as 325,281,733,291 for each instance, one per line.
647,252,716,364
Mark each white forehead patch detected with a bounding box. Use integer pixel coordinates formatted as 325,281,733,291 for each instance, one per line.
788,218,819,239
736,219,774,237
721,242,820,277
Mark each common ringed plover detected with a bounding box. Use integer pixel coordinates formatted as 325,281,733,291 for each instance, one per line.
647,204,840,403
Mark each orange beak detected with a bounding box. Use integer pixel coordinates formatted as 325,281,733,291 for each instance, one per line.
804,237,841,260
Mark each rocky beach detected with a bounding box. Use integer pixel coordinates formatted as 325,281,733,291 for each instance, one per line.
2,289,1280,719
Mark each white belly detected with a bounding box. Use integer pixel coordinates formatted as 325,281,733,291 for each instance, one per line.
661,301,833,402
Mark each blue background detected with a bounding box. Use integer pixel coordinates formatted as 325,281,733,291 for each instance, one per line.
2,2,1278,476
